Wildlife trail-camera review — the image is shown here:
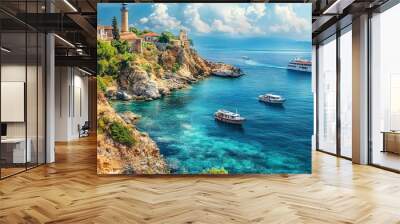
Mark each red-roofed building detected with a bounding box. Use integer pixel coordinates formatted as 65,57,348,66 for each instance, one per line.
97,25,113,41
142,32,160,43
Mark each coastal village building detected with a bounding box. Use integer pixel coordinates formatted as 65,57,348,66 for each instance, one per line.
97,25,113,41
179,30,190,48
142,32,160,43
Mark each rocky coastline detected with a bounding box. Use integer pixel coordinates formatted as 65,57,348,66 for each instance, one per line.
97,91,169,174
104,43,243,101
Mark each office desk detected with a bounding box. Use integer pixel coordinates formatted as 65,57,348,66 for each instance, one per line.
1,138,31,163
382,131,400,154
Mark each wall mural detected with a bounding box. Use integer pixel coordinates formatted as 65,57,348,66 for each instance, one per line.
97,3,313,175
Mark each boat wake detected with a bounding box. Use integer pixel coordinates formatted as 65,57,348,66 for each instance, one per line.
243,59,287,70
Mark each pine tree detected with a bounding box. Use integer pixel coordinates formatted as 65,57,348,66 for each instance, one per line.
112,16,120,40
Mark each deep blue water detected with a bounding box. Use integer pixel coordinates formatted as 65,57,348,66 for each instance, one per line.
113,46,313,174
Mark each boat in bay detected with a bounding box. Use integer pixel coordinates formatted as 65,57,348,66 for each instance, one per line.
212,69,244,78
258,94,286,104
287,58,311,73
214,109,245,125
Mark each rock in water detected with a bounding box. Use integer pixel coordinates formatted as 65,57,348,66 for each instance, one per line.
116,91,132,101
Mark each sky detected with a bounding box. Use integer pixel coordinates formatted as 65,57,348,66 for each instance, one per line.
98,3,312,41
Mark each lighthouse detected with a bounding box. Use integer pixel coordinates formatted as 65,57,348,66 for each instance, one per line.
121,3,128,33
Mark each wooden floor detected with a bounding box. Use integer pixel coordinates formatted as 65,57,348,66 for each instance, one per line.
1,136,400,224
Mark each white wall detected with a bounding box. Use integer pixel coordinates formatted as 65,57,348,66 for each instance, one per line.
54,67,89,141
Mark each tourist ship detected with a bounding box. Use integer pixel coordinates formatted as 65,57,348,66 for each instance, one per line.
258,94,286,104
214,109,246,125
287,58,312,72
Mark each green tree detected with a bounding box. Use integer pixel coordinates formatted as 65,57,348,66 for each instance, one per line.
97,59,109,76
142,29,150,34
119,52,135,70
107,57,119,77
158,31,176,43
129,27,141,36
97,41,119,76
112,40,130,54
97,41,117,60
112,16,120,40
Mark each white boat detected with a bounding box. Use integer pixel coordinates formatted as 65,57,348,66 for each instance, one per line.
242,56,250,60
214,109,245,125
287,58,311,73
212,69,244,78
258,94,286,104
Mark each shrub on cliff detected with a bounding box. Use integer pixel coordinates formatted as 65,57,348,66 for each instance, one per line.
97,77,107,93
109,121,135,147
202,167,228,174
171,63,181,73
140,63,152,74
112,40,130,54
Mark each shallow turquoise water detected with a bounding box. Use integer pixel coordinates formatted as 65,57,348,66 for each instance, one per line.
113,48,313,174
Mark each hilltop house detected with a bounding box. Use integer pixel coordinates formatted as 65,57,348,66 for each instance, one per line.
142,32,160,43
97,25,113,41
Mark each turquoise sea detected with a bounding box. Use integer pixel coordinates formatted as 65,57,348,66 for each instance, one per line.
113,42,313,174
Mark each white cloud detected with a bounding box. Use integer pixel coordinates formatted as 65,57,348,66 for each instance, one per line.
139,17,148,24
212,19,234,33
207,4,265,35
144,4,183,31
183,4,211,33
271,4,310,34
246,3,266,20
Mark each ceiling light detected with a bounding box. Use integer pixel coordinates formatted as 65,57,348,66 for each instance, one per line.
78,67,92,76
63,0,78,12
54,34,75,48
1,47,11,53
322,0,355,15
322,0,343,15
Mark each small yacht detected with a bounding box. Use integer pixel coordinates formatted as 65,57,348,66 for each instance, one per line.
287,58,311,73
242,56,250,60
259,94,286,104
214,109,245,125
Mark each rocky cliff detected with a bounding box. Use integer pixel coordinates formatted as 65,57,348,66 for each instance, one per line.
97,91,169,174
114,43,241,100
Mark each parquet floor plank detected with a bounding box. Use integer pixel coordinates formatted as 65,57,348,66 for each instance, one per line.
0,136,399,223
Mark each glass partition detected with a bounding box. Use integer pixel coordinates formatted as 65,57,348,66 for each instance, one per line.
0,30,28,177
317,35,337,154
339,27,352,158
0,1,46,179
370,4,400,171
